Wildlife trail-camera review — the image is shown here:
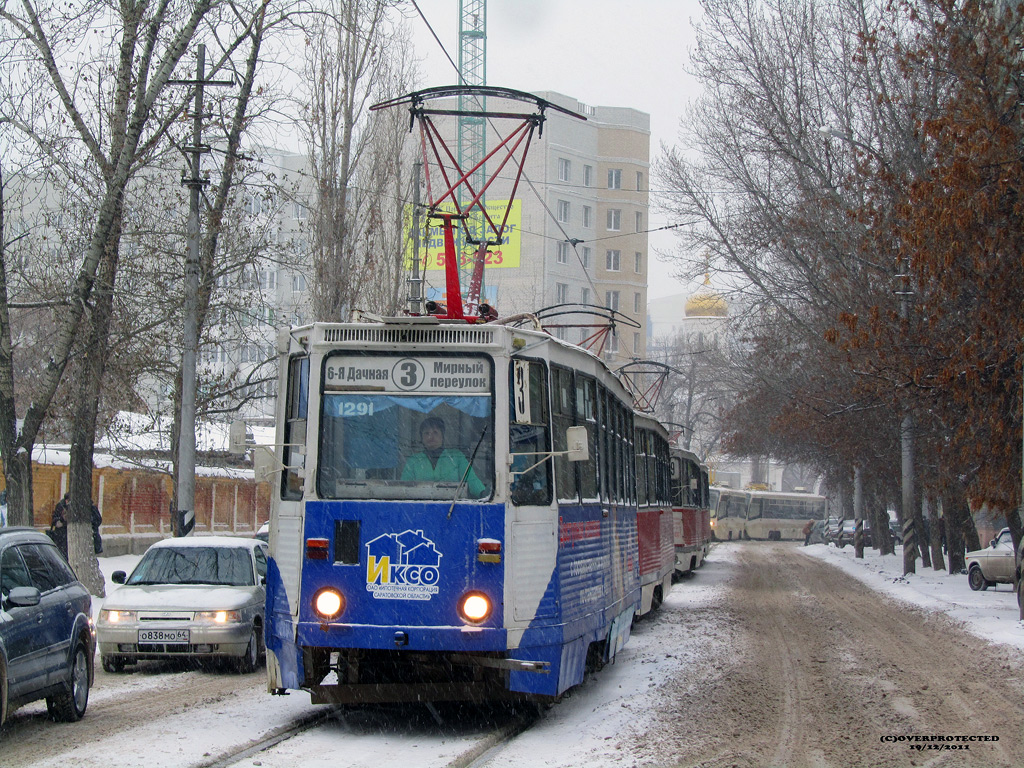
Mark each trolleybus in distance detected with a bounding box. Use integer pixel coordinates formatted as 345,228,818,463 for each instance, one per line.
744,489,827,541
633,414,674,616
670,447,711,575
263,320,647,704
709,486,748,541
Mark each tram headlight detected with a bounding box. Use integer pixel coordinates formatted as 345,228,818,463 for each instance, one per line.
313,588,345,620
458,591,492,623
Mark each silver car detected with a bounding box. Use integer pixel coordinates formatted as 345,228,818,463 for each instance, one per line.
966,527,1015,591
96,536,268,673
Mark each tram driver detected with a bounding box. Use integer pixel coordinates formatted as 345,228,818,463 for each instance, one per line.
401,416,487,498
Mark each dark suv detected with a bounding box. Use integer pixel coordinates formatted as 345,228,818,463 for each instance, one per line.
0,527,95,728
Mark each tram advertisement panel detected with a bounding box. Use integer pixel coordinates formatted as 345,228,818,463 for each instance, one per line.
403,199,522,270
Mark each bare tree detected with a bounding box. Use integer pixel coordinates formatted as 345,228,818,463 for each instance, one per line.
0,0,285,591
297,0,407,320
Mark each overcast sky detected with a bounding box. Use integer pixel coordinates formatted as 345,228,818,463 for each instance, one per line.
405,0,705,301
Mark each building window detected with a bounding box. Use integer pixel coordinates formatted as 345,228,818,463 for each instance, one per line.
558,158,571,182
605,290,619,310
581,287,590,305
635,211,643,232
635,252,643,273
243,194,263,216
634,332,641,353
608,168,621,190
292,273,307,292
557,241,569,264
582,246,591,269
583,205,593,228
584,165,593,187
636,171,643,191
607,209,621,231
634,292,642,313
606,250,620,271
557,200,570,223
556,282,568,303
606,334,619,353
262,269,278,290
293,200,308,220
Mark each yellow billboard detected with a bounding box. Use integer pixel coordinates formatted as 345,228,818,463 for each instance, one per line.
405,199,521,271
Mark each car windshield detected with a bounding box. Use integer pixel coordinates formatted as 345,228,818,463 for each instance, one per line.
128,546,254,587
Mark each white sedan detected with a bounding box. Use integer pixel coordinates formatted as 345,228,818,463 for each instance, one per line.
96,536,268,673
966,527,1015,591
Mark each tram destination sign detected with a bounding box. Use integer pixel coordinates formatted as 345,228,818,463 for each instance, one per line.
324,355,491,394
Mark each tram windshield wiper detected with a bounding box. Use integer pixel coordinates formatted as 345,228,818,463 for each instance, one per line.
448,425,489,519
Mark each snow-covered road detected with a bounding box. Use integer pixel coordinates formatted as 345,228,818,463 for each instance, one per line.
3,542,1022,767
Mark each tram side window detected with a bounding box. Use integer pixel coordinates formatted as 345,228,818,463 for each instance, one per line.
659,441,671,504
552,366,577,502
621,407,635,505
282,356,309,500
646,432,658,506
575,374,598,500
635,429,648,506
509,359,552,506
670,456,683,506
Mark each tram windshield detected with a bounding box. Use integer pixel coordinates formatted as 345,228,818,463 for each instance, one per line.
317,354,494,501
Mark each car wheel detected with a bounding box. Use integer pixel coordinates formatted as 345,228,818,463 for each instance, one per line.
236,626,259,674
101,655,126,674
968,565,988,591
48,641,90,722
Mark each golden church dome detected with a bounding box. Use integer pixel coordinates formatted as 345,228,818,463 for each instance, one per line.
684,274,728,318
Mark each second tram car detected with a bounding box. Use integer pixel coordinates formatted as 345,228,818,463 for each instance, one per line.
633,414,675,615
264,320,659,704
670,448,711,575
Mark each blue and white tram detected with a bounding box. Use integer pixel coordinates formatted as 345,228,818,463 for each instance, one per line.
264,320,643,703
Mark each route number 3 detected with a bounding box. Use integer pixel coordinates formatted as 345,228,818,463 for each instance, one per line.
513,360,531,424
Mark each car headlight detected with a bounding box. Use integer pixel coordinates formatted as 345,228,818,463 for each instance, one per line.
100,609,137,623
194,610,242,624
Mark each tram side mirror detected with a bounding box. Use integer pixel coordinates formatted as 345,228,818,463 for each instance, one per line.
229,419,248,455
253,446,277,482
566,426,589,462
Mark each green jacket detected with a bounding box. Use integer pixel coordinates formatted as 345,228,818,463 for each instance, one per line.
401,449,487,498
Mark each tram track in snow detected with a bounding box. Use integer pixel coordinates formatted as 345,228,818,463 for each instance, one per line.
195,704,346,768
192,700,543,768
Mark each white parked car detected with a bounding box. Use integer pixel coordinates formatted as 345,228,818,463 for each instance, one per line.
96,536,268,673
966,527,1015,591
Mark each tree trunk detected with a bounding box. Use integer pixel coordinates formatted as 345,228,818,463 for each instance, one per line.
868,490,894,555
67,216,121,596
944,488,978,575
924,495,945,572
4,451,35,528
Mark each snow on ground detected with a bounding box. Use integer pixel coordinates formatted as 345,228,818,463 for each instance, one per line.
799,541,1024,649
58,542,1022,767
